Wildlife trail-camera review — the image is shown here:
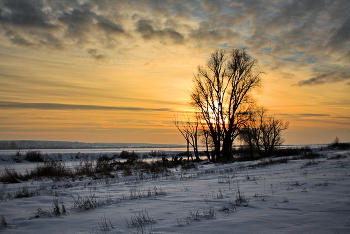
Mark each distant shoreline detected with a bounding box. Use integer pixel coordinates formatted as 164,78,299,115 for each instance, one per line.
0,140,184,150
0,140,328,151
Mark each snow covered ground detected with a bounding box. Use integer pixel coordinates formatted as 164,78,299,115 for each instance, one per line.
0,149,349,233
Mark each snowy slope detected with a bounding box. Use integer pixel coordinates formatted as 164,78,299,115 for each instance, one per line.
0,150,349,233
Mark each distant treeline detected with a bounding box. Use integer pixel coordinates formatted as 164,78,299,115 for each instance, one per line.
0,140,181,150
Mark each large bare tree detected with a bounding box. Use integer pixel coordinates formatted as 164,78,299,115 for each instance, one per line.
191,48,261,162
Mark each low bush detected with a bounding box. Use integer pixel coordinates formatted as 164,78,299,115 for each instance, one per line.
0,167,27,183
181,162,198,170
99,215,114,231
143,162,169,174
300,152,324,159
72,193,112,211
328,154,347,160
30,160,72,179
75,158,95,176
25,151,44,162
119,151,139,160
125,210,155,228
52,197,68,215
328,137,350,149
14,186,40,198
274,148,309,157
328,142,350,150
149,150,167,157
95,155,116,175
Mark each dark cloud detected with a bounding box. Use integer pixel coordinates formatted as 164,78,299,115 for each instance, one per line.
298,71,350,86
58,8,95,43
135,19,184,44
190,27,238,44
333,116,350,120
246,0,350,62
325,17,350,53
298,113,329,117
0,101,173,112
0,0,57,29
279,113,330,118
198,0,221,14
0,0,349,66
4,30,34,47
87,48,108,61
96,16,124,34
0,0,127,50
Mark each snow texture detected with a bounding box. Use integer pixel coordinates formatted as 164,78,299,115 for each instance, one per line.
0,149,349,233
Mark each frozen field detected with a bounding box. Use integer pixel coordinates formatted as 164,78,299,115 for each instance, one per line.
0,149,349,233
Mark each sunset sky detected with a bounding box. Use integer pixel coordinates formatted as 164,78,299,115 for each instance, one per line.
0,0,349,145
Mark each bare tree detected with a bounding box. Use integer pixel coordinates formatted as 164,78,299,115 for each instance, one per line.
238,109,261,159
174,113,200,161
240,108,289,158
261,113,289,157
191,48,261,162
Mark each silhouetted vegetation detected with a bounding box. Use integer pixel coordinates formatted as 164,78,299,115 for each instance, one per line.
190,48,262,163
0,152,196,183
174,113,200,161
118,150,139,160
176,48,289,163
25,150,45,162
328,137,350,149
239,108,289,159
148,150,167,157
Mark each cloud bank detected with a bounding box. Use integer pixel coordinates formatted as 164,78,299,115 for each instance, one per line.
298,71,350,86
0,101,172,112
0,0,348,75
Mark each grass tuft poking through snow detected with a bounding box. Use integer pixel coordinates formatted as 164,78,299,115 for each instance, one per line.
125,209,155,228
1,216,9,229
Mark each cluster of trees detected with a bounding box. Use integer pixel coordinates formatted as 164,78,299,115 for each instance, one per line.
175,48,289,162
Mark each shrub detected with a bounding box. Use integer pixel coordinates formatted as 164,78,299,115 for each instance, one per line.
30,160,72,179
119,151,139,160
149,150,167,157
14,186,39,198
143,162,169,174
176,152,189,157
52,197,68,215
99,215,114,231
95,155,116,175
125,210,155,228
274,148,306,157
75,158,95,176
181,161,198,170
25,151,44,162
0,167,26,183
72,193,112,211
123,167,133,176
328,154,347,160
328,137,350,149
302,152,324,159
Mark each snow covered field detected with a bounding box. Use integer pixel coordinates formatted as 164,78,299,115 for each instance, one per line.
0,149,349,233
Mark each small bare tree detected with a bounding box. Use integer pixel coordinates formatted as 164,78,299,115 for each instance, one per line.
240,108,289,158
174,113,200,161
